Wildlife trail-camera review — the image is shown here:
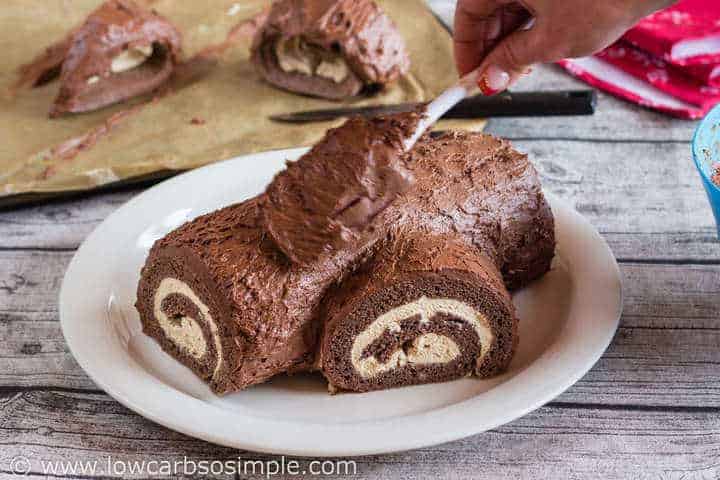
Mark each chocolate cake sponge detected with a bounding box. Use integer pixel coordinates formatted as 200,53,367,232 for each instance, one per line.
251,0,410,99
19,0,182,116
136,118,555,394
317,233,517,392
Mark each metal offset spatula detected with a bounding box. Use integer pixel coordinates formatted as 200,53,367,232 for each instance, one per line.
403,69,485,149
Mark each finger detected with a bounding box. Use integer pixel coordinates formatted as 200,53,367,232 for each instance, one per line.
453,0,504,75
453,0,531,75
476,24,549,94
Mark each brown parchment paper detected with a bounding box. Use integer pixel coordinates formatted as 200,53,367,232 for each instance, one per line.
0,0,485,203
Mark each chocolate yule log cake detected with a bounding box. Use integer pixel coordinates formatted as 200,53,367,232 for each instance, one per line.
136,114,555,394
19,0,182,117
251,0,410,100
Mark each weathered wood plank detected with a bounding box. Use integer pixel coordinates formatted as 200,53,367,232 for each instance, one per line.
0,251,69,316
565,326,720,407
0,391,235,479
558,263,720,406
487,65,700,142
0,251,94,390
363,403,720,480
603,232,720,263
2,250,719,407
514,139,715,235
0,316,93,390
1,139,717,261
0,390,718,479
621,263,720,327
0,189,137,250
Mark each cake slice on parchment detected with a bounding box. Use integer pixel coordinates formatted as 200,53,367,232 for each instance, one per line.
251,0,410,100
18,0,182,117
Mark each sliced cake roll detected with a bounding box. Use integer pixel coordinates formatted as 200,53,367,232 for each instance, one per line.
317,233,516,392
251,0,410,99
135,199,346,394
21,0,182,116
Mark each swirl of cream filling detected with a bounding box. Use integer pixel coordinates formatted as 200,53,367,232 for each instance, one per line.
153,278,223,379
350,296,494,379
112,44,154,73
88,44,154,84
275,37,350,83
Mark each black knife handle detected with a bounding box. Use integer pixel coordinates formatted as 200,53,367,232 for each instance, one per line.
445,90,597,118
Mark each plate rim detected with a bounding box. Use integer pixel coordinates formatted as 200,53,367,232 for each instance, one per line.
59,148,623,457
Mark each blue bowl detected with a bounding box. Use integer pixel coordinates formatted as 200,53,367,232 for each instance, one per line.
693,104,720,238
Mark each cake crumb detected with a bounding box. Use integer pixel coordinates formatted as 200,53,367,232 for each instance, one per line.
712,164,720,187
190,117,206,125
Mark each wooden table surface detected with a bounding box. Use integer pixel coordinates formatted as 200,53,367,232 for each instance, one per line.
2,2,719,479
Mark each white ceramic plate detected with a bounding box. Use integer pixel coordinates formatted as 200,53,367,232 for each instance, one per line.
60,148,622,457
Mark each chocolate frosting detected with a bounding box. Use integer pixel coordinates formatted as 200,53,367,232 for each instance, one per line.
137,119,555,394
262,111,421,265
251,0,410,98
19,0,182,116
391,130,556,289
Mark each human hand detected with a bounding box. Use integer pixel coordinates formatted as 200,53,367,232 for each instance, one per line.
453,0,677,94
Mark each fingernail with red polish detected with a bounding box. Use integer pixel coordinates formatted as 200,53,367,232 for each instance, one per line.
478,65,510,95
